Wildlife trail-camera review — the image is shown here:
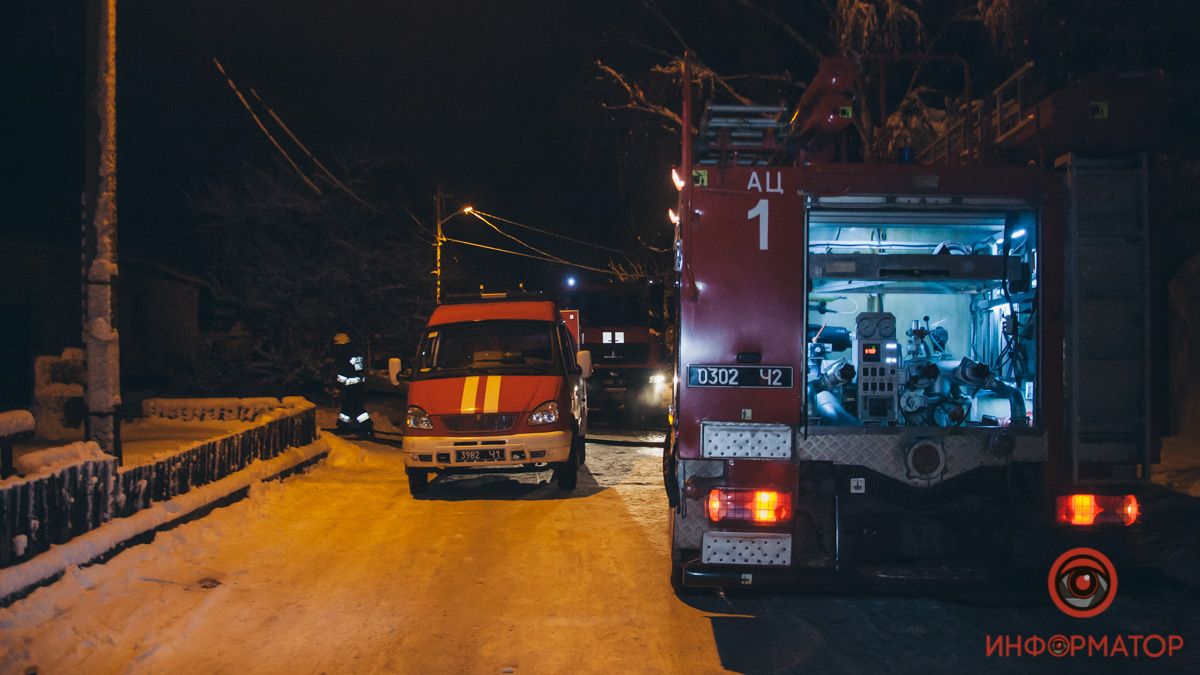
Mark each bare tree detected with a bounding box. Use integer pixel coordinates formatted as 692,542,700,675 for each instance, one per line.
191,157,433,391
596,0,1041,162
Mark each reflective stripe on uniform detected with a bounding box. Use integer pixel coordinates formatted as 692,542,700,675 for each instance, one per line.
337,375,349,383
356,412,371,423
343,376,365,385
338,413,352,422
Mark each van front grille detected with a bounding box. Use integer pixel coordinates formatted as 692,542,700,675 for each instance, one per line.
441,413,517,432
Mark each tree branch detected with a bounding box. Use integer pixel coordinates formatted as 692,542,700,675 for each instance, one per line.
732,0,828,60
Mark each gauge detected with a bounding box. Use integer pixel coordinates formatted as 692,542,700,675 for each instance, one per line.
877,317,896,338
857,317,877,338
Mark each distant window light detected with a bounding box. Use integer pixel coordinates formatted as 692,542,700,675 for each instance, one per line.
615,331,625,344
602,331,612,344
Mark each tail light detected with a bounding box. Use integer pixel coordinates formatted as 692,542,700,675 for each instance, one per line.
706,489,792,524
1056,494,1140,527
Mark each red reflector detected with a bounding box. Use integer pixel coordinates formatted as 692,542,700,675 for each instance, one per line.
1056,494,1140,527
706,488,792,524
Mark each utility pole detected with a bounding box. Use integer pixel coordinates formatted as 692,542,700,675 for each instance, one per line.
82,0,122,461
434,183,444,303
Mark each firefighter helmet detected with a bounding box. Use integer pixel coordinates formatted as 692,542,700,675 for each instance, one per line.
332,332,351,345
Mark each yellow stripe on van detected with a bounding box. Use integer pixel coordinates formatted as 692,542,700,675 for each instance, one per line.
461,376,480,413
483,376,502,413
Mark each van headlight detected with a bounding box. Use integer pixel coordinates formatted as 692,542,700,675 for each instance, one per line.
406,406,433,430
649,372,667,385
528,401,559,425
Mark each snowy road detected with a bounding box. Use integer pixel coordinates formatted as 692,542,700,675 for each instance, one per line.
2,432,1199,674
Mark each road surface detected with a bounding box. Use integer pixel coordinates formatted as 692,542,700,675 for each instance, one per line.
1,430,1198,674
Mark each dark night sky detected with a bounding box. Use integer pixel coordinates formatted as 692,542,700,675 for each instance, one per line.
4,1,1197,292
4,0,712,292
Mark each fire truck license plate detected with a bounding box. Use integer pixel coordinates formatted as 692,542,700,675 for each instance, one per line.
687,365,793,388
455,448,506,463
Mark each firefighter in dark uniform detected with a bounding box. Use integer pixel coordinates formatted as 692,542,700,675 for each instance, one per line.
333,331,373,436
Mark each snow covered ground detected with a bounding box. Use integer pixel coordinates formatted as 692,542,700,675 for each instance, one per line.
1,431,1198,673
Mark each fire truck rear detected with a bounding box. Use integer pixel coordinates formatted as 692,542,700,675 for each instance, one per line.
666,59,1156,590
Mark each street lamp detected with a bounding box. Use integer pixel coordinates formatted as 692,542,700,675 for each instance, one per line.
435,205,473,303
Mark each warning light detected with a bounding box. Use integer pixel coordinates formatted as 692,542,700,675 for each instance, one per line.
1056,494,1140,527
706,488,792,524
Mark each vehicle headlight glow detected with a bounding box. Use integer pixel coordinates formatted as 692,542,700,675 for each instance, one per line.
528,400,560,425
405,406,433,430
649,373,667,385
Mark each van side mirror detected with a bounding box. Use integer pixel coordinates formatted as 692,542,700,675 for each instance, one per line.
388,357,404,385
576,350,592,379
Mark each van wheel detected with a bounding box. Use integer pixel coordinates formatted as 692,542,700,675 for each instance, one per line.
555,462,578,490
406,468,429,496
555,432,582,490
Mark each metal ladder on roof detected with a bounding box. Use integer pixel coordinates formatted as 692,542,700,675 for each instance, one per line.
919,62,1038,164
694,104,790,166
1060,153,1152,484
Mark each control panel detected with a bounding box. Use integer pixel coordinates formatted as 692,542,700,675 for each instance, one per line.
855,312,900,423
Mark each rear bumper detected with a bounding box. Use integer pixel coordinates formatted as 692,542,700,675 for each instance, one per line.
402,430,572,469
678,558,1025,590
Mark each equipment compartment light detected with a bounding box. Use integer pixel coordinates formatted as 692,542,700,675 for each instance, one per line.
1056,494,1140,526
706,488,793,524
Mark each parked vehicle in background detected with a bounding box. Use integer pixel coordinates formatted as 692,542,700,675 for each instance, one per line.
562,281,670,426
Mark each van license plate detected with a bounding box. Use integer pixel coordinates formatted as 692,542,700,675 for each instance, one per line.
455,448,506,463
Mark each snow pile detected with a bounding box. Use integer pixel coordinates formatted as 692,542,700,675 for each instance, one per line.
142,397,289,422
11,441,113,478
0,410,35,438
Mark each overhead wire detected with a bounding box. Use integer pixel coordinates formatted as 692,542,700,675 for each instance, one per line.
249,87,380,212
214,59,449,247
468,211,575,266
442,236,633,277
464,210,650,279
213,58,321,195
470,209,630,255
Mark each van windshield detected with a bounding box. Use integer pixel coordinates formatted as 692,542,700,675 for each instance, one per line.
413,320,560,379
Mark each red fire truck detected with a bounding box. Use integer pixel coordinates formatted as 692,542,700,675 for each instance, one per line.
562,281,671,425
666,58,1157,590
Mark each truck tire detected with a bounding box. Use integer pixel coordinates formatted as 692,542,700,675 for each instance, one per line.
406,468,429,496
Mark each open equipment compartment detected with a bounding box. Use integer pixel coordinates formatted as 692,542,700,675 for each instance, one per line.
805,199,1039,432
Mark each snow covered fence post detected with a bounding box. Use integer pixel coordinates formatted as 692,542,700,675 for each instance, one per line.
0,411,36,478
81,0,122,462
0,442,117,567
111,398,318,520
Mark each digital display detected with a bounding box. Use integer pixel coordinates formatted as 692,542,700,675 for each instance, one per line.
862,343,881,363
